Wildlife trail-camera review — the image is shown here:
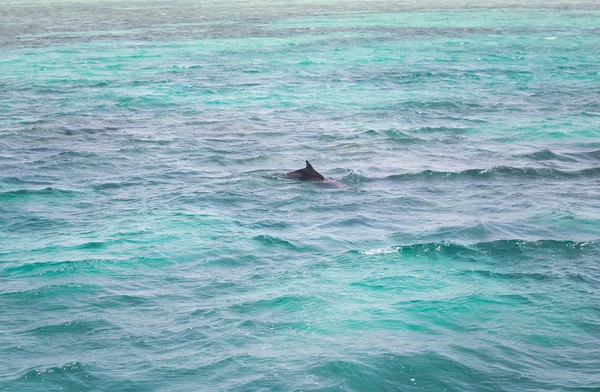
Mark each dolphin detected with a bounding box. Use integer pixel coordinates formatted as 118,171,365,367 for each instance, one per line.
286,161,348,188
287,160,326,181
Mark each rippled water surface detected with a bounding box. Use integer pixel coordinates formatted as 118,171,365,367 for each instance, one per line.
1,0,600,390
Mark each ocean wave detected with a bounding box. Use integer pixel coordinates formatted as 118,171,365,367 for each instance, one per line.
353,239,599,258
1,283,101,301
252,235,298,250
0,187,80,200
91,181,143,190
229,294,329,314
518,149,577,162
410,125,473,134
360,128,424,143
473,239,599,254
520,148,600,163
385,166,600,181
358,247,399,255
56,150,98,158
0,176,55,187
306,353,478,391
340,171,373,183
402,100,484,110
18,361,87,379
27,319,113,336
0,258,115,278
5,216,72,232
383,129,424,143
8,360,104,390
568,149,600,161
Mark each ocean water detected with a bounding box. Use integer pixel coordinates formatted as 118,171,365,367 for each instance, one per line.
1,0,600,390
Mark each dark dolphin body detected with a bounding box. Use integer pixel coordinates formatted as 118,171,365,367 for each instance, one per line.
286,161,326,181
286,161,348,188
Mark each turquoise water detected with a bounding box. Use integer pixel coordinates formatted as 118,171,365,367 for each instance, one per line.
1,0,600,390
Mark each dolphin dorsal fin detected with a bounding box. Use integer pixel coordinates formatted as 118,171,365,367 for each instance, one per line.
286,160,326,181
304,161,324,180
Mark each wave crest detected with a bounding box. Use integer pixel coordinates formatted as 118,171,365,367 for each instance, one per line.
385,166,600,181
354,239,598,257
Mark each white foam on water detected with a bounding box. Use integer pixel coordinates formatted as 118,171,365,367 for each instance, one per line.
359,247,399,255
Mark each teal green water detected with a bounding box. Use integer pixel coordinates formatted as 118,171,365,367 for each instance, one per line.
1,0,600,390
